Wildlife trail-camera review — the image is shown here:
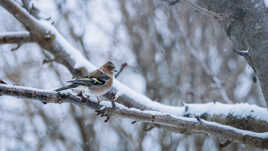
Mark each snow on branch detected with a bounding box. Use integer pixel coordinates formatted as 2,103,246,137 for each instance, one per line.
0,83,268,148
0,32,33,44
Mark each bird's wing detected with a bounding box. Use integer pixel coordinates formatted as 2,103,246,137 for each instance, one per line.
68,70,110,86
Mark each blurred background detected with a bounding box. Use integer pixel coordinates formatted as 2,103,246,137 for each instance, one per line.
0,0,266,150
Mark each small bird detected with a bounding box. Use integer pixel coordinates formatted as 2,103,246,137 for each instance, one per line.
55,61,116,100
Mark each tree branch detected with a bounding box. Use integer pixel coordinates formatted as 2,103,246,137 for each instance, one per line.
0,84,268,148
0,32,33,44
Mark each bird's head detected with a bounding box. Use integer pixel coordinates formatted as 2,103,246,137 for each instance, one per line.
101,61,116,77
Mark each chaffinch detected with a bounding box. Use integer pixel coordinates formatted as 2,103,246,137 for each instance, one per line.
55,61,116,98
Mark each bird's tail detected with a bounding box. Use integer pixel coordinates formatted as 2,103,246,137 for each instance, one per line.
54,84,78,92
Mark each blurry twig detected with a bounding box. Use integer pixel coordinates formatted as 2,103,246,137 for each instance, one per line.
234,48,249,57
43,58,55,64
182,0,225,20
143,124,155,131
167,0,181,6
188,48,232,103
115,63,128,78
219,140,232,149
10,43,22,51
165,0,227,21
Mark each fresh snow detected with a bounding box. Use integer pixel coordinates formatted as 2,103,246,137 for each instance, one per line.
185,102,268,122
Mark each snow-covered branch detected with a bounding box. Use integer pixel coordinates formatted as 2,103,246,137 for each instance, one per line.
0,83,268,149
0,32,32,44
0,83,95,107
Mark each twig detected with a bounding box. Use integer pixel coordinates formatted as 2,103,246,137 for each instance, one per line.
233,48,249,57
42,58,55,64
0,32,33,44
115,63,128,78
10,43,22,51
168,0,181,6
182,0,225,20
219,140,232,149
188,48,232,103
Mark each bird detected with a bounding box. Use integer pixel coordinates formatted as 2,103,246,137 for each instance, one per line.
55,61,116,101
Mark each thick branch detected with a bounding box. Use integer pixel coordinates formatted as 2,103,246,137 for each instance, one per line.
0,83,97,108
0,84,268,148
0,32,33,44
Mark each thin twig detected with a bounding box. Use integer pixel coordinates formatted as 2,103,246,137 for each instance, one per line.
115,63,128,78
182,0,225,20
188,47,232,103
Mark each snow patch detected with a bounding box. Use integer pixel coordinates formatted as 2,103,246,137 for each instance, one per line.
186,102,268,122
265,0,268,7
